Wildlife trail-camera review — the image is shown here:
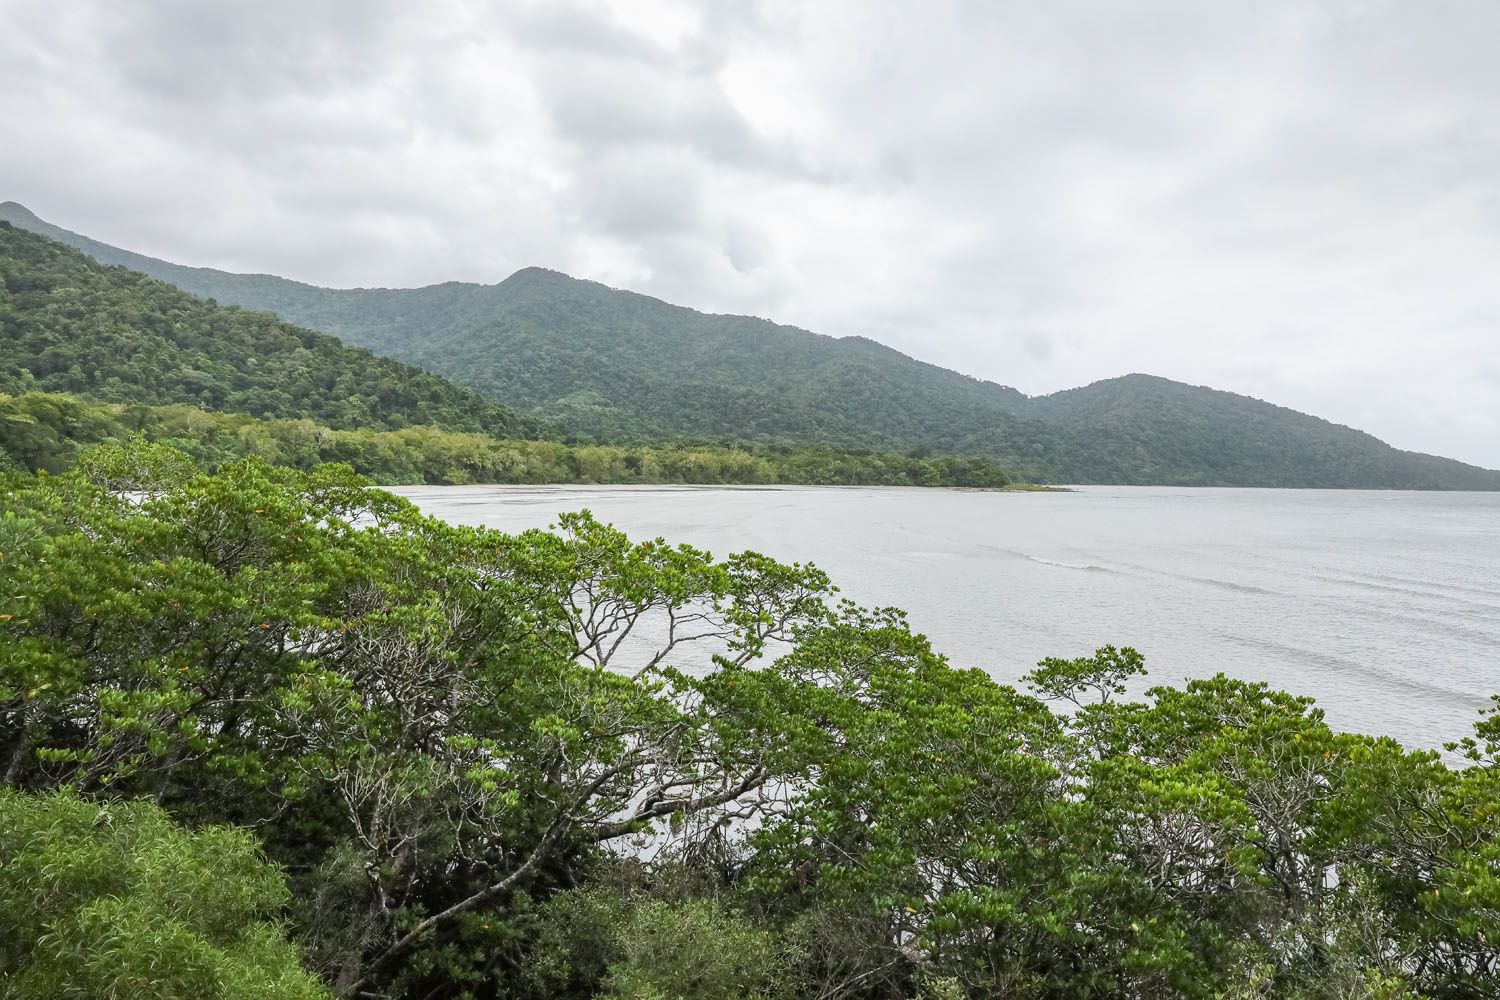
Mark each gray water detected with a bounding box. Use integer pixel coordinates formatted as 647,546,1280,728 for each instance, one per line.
394,484,1500,752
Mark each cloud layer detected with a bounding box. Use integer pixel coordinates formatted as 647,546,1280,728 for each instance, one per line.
3,0,1497,466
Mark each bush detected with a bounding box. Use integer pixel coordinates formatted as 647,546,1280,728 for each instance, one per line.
0,789,329,1000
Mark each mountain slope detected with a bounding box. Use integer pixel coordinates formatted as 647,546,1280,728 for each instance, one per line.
1017,375,1497,488
0,201,513,355
6,201,1497,489
0,202,1040,447
0,220,538,438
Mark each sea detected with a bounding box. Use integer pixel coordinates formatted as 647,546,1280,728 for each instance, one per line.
394,484,1500,754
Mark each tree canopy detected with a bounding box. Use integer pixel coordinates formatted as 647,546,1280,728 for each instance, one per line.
0,390,1013,487
0,221,537,439
0,788,328,1000
2,443,1497,998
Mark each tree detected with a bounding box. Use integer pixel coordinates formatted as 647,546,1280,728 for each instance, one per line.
0,445,838,997
0,788,329,1000
3,443,1497,999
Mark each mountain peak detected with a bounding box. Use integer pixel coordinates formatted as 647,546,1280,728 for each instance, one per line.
0,201,42,222
502,265,580,287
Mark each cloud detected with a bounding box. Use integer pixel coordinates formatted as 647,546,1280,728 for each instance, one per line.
1,0,1497,466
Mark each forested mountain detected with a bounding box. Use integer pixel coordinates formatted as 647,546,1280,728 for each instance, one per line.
7,200,1498,489
0,220,538,438
0,221,1015,488
1021,375,1500,488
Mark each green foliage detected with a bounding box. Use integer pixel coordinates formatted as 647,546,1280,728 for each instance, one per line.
0,218,1017,488
527,879,791,1000
0,788,329,1000
8,202,1492,489
1020,374,1500,489
0,389,1013,487
2,446,1498,998
0,444,842,996
1027,643,1148,707
0,221,537,438
601,897,784,1000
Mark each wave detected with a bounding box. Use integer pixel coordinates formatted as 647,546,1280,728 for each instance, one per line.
1100,558,1279,596
1348,568,1500,601
1189,576,1277,595
1025,556,1113,572
1223,634,1482,708
1306,573,1500,614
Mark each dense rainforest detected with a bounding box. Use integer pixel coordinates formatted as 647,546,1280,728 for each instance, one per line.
2,443,1498,1000
0,221,538,439
0,391,1013,488
8,200,1498,490
0,223,1011,488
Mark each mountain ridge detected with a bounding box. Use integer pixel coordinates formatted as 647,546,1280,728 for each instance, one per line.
0,218,539,440
4,200,1495,489
0,200,1038,403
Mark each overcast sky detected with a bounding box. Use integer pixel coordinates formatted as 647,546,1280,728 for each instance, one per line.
3,0,1497,467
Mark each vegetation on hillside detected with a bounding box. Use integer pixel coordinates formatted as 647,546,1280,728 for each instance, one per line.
0,219,1015,489
0,221,537,439
0,391,1012,487
9,202,1496,489
985,375,1500,489
3,444,1498,998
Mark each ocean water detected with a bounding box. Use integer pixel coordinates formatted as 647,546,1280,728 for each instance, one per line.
394,484,1500,752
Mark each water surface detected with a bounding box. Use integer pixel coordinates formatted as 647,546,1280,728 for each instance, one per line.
395,484,1500,752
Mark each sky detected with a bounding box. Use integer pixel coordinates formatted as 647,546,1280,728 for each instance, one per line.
2,0,1498,467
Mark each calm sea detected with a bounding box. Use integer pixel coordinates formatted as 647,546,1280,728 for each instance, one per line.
394,485,1500,753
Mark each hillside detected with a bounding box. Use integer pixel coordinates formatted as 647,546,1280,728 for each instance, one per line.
0,220,538,438
1023,375,1500,488
0,222,1016,489
6,201,1498,489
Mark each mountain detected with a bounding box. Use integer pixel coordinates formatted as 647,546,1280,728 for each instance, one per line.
5,200,1497,490
0,219,537,439
1013,375,1500,488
